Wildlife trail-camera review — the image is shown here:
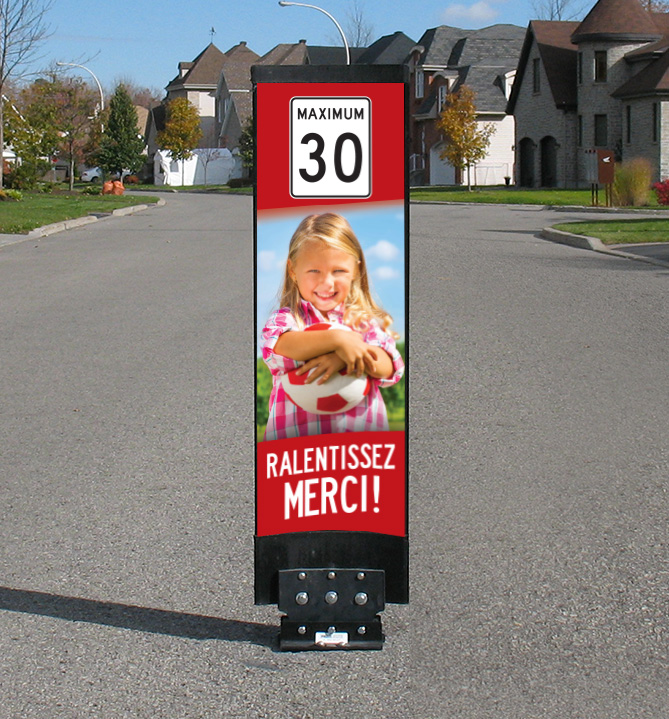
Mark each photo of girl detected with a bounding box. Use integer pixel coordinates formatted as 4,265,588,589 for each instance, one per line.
259,212,404,441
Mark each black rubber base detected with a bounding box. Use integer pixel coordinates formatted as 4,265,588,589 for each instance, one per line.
255,532,408,605
280,617,384,651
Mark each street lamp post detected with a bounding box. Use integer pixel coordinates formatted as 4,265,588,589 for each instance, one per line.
56,62,105,130
278,1,350,65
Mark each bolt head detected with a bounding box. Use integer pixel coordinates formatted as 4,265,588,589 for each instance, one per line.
327,571,336,580
297,572,307,581
357,626,367,635
354,592,369,606
295,591,309,605
356,572,366,581
297,625,307,635
324,591,338,605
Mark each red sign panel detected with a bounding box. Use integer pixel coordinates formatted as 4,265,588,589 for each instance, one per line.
253,65,408,604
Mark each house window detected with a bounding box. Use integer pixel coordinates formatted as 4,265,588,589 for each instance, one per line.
438,84,447,112
533,57,541,93
578,115,583,146
626,105,631,144
578,52,583,84
594,51,607,82
415,69,424,99
653,102,659,142
594,114,608,146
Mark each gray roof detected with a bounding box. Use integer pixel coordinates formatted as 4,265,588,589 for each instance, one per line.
415,24,525,113
417,23,524,67
355,31,416,64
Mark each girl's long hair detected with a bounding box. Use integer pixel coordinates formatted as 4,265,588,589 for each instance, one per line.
279,213,397,337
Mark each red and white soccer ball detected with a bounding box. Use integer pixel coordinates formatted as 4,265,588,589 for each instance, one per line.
280,322,371,414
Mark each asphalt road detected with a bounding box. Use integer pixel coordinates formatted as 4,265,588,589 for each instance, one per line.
1,194,667,718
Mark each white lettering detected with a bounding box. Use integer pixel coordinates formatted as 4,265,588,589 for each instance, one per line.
304,478,319,517
341,476,358,513
285,482,303,519
267,453,278,479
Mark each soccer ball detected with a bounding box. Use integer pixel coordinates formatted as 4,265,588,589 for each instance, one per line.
280,322,371,414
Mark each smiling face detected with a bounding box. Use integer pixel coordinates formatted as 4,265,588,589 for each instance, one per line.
289,241,359,314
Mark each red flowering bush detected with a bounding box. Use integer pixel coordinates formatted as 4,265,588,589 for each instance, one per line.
653,179,669,206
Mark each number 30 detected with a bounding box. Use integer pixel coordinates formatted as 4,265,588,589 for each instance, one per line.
299,132,363,183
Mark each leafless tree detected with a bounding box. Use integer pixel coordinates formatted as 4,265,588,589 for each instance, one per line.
344,0,374,47
0,0,53,187
531,0,587,20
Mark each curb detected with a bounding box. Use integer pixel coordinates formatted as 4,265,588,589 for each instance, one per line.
541,227,669,269
1,199,165,248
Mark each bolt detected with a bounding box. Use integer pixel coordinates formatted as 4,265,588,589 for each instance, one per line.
297,572,307,581
297,625,307,635
295,592,309,605
325,591,338,605
327,571,336,580
357,626,367,635
356,572,366,581
354,592,368,606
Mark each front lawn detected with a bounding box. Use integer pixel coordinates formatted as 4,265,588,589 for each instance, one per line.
552,218,669,245
0,192,160,234
410,185,663,207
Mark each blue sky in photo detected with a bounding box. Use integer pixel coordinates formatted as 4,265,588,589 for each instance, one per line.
257,203,406,350
31,0,549,93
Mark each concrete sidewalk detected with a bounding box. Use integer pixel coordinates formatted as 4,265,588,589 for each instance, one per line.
541,226,669,268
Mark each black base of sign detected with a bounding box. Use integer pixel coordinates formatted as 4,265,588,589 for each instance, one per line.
278,568,385,651
255,532,408,605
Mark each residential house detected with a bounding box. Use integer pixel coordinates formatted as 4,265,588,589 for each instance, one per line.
215,42,260,150
507,0,669,186
408,24,525,185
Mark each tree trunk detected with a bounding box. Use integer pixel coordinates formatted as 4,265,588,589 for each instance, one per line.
0,99,4,190
69,157,75,191
467,164,472,191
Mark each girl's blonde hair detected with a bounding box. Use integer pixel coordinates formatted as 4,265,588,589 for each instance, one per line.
279,213,397,336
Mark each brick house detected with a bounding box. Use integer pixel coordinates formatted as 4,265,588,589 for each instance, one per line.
507,0,669,186
408,24,525,185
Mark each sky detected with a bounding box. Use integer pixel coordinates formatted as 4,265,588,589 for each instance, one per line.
30,0,545,94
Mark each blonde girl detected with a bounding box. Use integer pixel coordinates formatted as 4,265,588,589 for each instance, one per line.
261,213,404,440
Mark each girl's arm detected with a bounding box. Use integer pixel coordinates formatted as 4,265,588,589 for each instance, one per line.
363,345,394,380
274,329,375,377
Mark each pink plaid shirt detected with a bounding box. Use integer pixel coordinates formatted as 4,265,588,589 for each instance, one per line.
261,300,404,441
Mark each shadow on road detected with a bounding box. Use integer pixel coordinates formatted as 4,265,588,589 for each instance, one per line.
0,586,277,648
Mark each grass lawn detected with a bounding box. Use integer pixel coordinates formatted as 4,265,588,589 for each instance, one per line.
410,185,664,207
0,192,160,234
149,184,253,194
553,218,669,245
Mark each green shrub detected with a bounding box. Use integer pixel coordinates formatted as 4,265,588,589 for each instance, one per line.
613,158,652,206
80,184,102,195
228,177,254,188
4,159,51,190
0,188,23,201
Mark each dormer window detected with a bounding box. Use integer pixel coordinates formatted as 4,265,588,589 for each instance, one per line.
594,51,607,82
415,69,425,99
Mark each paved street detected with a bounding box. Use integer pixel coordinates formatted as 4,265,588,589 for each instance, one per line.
1,193,667,718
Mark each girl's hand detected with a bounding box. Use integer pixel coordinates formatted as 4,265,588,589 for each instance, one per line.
332,330,375,377
295,352,346,385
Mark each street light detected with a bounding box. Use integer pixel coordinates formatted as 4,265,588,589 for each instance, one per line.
278,1,350,65
56,62,105,130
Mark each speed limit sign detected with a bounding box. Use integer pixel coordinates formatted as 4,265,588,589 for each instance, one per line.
290,97,371,198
